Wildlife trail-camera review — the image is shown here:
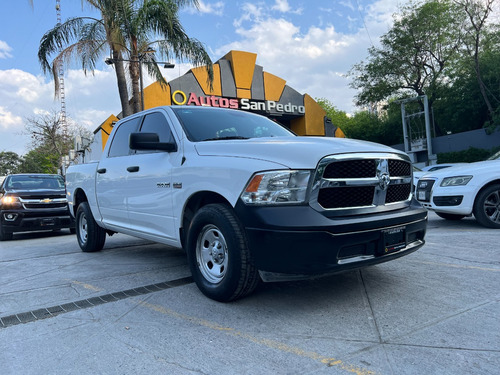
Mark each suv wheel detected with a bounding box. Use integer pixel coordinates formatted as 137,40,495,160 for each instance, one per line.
0,223,13,241
473,184,500,229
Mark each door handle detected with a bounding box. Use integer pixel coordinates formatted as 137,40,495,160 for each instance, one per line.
127,166,140,173
97,168,106,174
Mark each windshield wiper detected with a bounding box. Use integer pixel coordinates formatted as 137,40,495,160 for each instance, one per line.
202,136,249,141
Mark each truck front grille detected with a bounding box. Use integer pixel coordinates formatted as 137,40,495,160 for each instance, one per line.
19,196,68,211
311,153,413,215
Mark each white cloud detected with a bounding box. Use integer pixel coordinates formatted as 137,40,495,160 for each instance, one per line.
215,0,404,113
189,1,224,16
0,40,13,59
272,0,303,15
0,106,22,129
0,68,121,155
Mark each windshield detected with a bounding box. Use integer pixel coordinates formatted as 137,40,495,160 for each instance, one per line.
487,150,500,160
6,175,65,190
171,107,295,142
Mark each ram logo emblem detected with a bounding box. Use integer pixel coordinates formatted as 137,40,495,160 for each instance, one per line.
378,172,391,191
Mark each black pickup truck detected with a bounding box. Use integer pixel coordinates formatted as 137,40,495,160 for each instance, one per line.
0,174,74,241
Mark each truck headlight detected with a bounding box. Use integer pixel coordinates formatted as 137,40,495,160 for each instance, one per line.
241,170,311,205
440,176,473,187
0,195,21,207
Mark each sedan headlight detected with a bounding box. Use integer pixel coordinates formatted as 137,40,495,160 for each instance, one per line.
241,170,311,205
440,176,473,187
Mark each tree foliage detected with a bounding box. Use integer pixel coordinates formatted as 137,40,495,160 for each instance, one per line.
38,0,213,117
21,110,92,173
350,0,464,108
348,0,500,143
0,152,23,175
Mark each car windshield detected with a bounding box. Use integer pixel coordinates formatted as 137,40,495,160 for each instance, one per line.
172,107,295,142
487,150,500,160
6,175,65,190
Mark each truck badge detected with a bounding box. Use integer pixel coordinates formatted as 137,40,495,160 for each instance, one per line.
377,172,390,191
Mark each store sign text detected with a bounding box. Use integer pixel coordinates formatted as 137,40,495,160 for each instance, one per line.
172,91,305,115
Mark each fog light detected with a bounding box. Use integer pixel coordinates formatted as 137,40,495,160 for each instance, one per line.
4,213,18,221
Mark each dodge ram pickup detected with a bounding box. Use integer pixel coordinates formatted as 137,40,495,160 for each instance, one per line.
65,106,427,301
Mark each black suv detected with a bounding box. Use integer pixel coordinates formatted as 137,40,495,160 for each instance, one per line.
0,174,75,241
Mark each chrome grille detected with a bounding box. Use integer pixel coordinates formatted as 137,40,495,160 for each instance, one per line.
310,153,413,215
20,196,68,210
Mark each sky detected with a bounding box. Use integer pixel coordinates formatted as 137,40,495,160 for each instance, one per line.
0,0,410,155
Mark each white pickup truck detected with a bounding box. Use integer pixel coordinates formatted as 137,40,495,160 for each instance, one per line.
65,106,427,301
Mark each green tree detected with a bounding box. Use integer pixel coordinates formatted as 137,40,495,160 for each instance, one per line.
350,0,463,108
38,0,213,117
22,110,91,173
19,148,61,174
457,0,499,123
315,98,352,131
0,152,23,175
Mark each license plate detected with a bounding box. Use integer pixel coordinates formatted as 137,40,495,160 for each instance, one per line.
382,226,406,254
41,219,55,226
418,191,426,200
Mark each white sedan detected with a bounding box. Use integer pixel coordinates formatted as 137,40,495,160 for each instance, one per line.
416,151,500,228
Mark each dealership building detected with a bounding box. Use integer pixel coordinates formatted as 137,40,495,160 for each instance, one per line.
86,50,344,158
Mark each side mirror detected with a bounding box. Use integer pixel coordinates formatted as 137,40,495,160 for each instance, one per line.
129,133,177,152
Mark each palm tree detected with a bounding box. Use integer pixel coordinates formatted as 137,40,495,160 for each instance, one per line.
38,0,213,117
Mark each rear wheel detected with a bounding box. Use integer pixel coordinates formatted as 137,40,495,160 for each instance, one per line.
186,204,260,302
76,202,106,252
473,184,500,229
436,212,466,221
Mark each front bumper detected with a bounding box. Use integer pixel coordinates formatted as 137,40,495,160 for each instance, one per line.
0,209,74,234
416,178,475,215
234,200,427,281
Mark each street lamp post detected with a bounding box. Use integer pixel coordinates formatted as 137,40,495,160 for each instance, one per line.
105,57,175,111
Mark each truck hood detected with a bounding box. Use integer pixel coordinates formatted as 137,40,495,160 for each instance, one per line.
194,136,403,169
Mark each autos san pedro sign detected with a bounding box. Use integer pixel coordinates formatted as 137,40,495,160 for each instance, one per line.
171,90,306,115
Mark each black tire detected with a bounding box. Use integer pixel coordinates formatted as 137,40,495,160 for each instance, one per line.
186,204,260,302
436,212,466,221
76,202,106,252
473,184,500,229
0,223,13,241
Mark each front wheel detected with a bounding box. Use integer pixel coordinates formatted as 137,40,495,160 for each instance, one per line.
186,204,260,302
473,184,500,229
0,223,13,241
76,202,106,252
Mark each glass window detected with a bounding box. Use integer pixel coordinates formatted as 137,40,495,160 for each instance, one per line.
171,107,295,142
108,117,141,157
140,112,175,143
7,175,65,190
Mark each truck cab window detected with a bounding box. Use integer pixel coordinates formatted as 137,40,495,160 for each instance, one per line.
139,112,175,144
108,117,141,157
